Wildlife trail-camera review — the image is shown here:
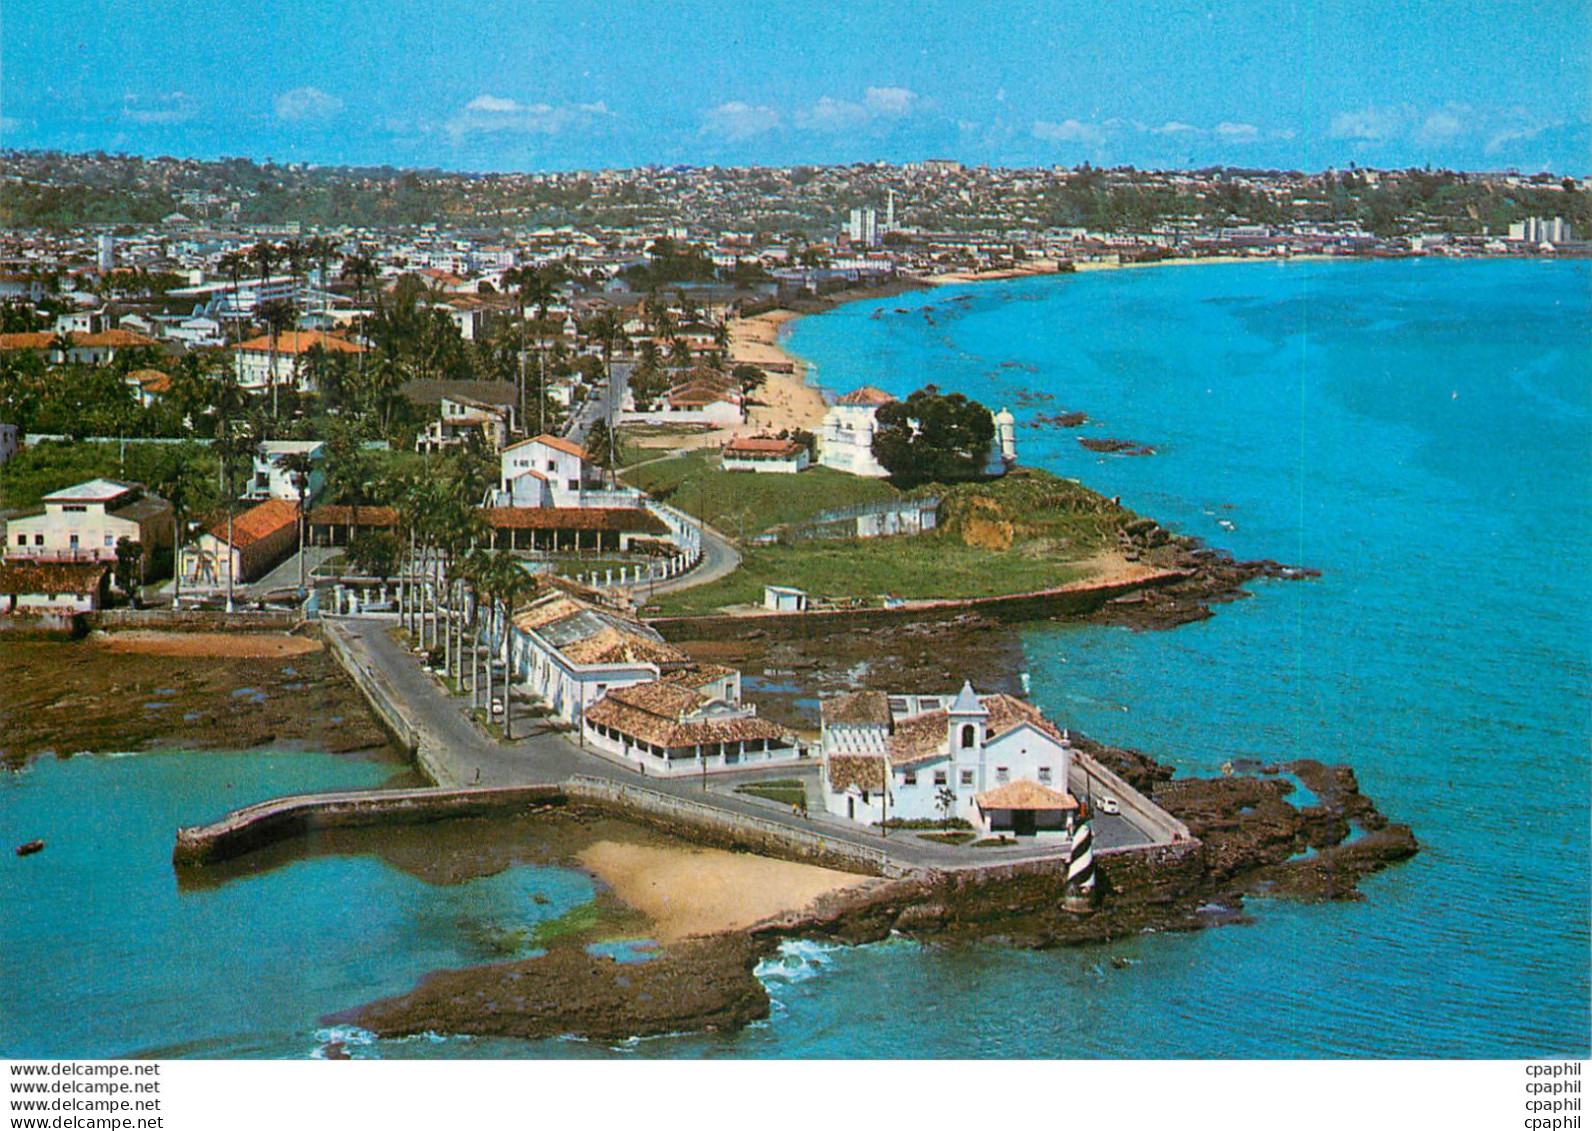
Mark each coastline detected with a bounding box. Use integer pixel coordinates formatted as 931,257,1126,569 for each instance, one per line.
725,251,1344,428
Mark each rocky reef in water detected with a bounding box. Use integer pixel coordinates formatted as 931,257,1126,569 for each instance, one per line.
325,742,1416,1046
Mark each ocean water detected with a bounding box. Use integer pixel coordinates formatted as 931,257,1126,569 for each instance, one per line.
3,259,1587,1061
764,258,1591,1058
0,750,601,1059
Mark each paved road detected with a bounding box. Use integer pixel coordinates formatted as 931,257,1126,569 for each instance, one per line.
247,545,341,598
642,518,740,599
330,615,1095,871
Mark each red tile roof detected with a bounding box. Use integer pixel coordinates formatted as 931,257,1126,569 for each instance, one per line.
723,437,804,459
306,505,397,528
481,507,668,534
206,498,299,549
0,560,110,595
505,434,588,460
233,331,362,355
0,330,160,351
974,779,1078,811
585,681,793,751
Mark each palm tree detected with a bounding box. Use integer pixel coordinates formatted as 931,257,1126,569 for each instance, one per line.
521,266,560,434
487,551,534,740
581,307,627,483
257,299,297,419
210,376,254,612
278,450,318,597
341,248,378,381
153,443,202,607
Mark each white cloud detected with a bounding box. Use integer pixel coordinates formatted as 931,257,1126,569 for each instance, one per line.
1214,121,1260,142
794,87,921,132
1152,120,1200,135
275,87,344,123
1416,105,1469,145
863,86,918,117
1328,106,1409,142
1032,118,1105,145
123,92,196,125
701,101,781,141
465,94,522,113
445,96,613,142
796,95,871,132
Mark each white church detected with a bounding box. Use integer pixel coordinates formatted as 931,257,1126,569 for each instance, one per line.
820,681,1079,838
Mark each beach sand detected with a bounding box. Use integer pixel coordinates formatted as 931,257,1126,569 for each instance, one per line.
578,838,869,941
728,310,829,435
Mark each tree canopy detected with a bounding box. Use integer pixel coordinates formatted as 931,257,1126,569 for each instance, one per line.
870,386,995,485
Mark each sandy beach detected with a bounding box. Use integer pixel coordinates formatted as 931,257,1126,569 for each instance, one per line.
579,838,869,941
727,310,830,435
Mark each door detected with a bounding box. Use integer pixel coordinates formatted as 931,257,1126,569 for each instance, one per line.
848,796,855,820
1013,810,1037,837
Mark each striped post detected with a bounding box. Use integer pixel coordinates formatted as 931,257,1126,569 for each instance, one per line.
1064,819,1096,913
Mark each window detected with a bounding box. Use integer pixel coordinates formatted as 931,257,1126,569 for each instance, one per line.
1038,766,1052,785
34,534,43,546
62,504,86,513
960,769,974,787
69,535,79,548
14,535,22,547
104,534,115,547
932,770,947,787
996,766,1010,784
903,770,917,785
567,479,579,491
960,724,976,749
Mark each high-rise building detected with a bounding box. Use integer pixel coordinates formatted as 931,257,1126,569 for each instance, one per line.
97,234,114,273
847,207,880,247
1511,217,1571,244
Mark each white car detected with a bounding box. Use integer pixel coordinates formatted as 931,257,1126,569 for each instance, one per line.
1097,797,1121,816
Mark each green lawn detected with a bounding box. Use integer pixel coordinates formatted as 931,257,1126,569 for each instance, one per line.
647,530,1091,616
622,449,901,537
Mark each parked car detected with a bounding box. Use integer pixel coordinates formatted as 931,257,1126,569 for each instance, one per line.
1097,797,1121,815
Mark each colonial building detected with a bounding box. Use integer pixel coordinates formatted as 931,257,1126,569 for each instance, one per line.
0,329,161,367
230,330,361,392
499,435,604,506
481,505,671,554
5,479,172,582
721,436,810,474
820,682,1078,837
180,498,300,589
0,560,112,614
507,590,696,726
582,668,802,777
817,386,896,477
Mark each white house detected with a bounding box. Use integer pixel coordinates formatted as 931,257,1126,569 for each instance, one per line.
763,585,808,612
498,434,618,507
417,395,516,454
817,386,896,477
0,560,112,614
248,441,326,504
4,479,172,582
582,668,803,777
507,590,696,726
820,682,1078,837
722,436,810,474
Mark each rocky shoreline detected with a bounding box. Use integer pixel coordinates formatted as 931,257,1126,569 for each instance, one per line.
328,740,1416,1047
0,634,398,770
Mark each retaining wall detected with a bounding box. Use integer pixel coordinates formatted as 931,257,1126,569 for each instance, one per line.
1071,751,1193,846
564,776,906,878
649,571,1186,641
88,609,301,633
318,621,448,784
173,785,565,866
0,612,85,638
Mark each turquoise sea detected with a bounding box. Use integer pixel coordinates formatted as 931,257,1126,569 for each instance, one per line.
2,258,1587,1059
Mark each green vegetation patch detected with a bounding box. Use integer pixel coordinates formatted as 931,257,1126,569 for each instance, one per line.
733,781,809,809
623,449,899,536
916,831,977,845
646,469,1135,617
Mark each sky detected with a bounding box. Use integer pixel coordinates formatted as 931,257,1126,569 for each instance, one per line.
3,0,1588,174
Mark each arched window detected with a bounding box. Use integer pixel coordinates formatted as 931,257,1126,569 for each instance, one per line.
960,724,976,749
